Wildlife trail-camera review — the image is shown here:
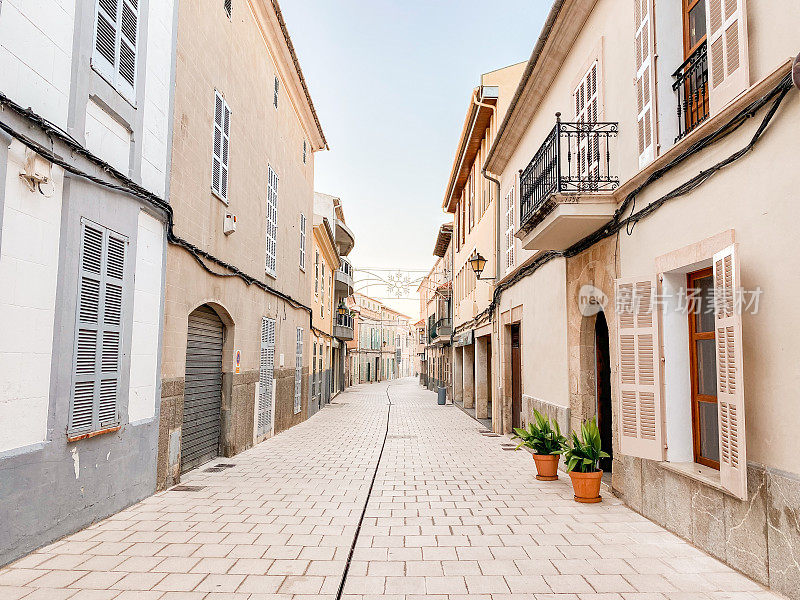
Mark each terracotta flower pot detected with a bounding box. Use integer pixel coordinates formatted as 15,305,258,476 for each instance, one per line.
568,470,603,503
532,454,560,481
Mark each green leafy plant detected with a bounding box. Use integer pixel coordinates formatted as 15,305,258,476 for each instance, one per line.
511,410,567,455
563,418,609,473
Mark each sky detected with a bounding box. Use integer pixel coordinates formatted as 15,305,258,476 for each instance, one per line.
279,0,550,319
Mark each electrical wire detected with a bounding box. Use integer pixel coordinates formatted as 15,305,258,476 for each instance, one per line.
452,73,794,336
0,91,334,339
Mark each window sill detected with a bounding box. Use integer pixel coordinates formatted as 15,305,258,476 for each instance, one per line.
212,189,229,205
660,461,728,495
67,425,121,443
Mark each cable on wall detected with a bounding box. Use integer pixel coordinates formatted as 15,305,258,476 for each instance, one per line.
0,91,334,339
453,73,794,336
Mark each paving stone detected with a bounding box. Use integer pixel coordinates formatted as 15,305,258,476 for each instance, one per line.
0,379,786,599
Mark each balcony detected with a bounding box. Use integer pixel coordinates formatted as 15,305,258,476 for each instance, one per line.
335,258,354,296
333,311,354,341
431,317,452,344
517,116,619,252
673,42,709,142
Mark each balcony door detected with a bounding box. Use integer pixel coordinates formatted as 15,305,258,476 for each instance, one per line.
574,62,600,188
682,0,709,132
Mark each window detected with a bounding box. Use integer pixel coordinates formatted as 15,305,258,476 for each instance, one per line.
315,251,319,294
92,0,139,100
687,267,719,469
212,91,231,202
574,61,600,182
505,186,516,269
634,0,655,166
299,214,306,271
224,0,232,18
273,75,279,109
677,0,710,137
69,221,127,437
265,165,278,276
321,263,325,316
468,170,475,231
616,243,748,500
303,140,307,164
258,317,275,437
294,327,303,414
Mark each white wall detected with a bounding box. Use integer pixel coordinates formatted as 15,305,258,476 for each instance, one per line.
0,0,75,128
0,141,63,452
140,0,175,196
84,99,132,175
127,210,164,422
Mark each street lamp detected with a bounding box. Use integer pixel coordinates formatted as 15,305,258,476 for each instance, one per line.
468,251,493,281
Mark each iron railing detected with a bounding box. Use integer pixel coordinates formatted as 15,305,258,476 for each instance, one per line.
519,115,619,230
338,257,353,278
335,312,353,329
673,42,709,142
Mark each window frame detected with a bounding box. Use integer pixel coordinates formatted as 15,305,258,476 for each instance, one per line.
687,266,720,470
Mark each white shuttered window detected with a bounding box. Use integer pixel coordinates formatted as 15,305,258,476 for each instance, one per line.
504,186,515,269
574,61,600,181
294,327,303,414
299,214,306,270
70,221,127,437
258,317,275,437
265,165,278,276
212,92,231,202
92,0,139,101
706,0,750,114
615,276,665,461
634,0,656,167
713,244,748,499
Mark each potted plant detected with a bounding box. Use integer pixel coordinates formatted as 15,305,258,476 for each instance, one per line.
563,418,609,503
511,409,567,481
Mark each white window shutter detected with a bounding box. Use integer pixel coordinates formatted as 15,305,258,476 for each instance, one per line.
299,214,306,270
504,186,515,270
258,317,275,436
265,165,278,276
93,0,118,82
615,276,665,461
212,92,230,202
294,327,303,414
117,0,138,99
713,244,748,500
634,0,656,167
706,0,750,114
70,222,125,436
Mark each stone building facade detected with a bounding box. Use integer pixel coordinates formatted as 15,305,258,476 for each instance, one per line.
157,0,327,488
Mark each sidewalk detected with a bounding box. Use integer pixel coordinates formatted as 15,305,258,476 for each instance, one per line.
0,378,783,599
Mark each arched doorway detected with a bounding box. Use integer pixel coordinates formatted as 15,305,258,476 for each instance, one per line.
181,305,224,473
594,311,613,473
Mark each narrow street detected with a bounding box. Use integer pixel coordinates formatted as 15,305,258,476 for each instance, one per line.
0,378,780,599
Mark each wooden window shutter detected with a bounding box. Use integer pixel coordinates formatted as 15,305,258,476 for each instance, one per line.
212,92,231,201
713,244,748,499
299,214,306,270
265,165,278,276
706,0,750,114
70,222,125,436
634,0,656,167
93,0,118,82
294,327,303,414
117,0,138,98
615,276,665,461
258,317,275,436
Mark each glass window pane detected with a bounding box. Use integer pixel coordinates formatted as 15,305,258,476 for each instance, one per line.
688,1,707,48
696,338,717,396
698,400,719,462
693,274,715,333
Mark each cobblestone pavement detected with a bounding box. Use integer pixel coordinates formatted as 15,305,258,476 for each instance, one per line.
0,378,784,599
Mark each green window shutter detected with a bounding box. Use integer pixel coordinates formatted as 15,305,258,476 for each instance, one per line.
70,221,126,436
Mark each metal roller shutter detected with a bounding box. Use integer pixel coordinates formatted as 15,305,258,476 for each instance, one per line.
181,305,224,473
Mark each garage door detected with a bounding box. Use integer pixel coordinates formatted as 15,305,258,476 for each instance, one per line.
181,305,224,473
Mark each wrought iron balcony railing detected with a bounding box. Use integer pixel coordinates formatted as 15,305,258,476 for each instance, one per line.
519,115,619,231
673,41,709,142
338,258,353,278
335,312,353,329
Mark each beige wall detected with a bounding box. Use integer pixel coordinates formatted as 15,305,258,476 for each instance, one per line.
158,0,323,486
